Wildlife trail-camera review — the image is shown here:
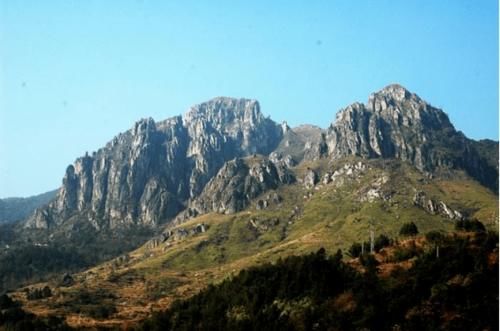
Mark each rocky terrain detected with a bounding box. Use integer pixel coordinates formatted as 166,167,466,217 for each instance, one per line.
10,155,498,329
325,84,498,191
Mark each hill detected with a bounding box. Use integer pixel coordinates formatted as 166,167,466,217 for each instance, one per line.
0,190,57,224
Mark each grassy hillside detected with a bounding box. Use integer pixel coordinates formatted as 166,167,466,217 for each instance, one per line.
10,158,498,329
137,231,498,331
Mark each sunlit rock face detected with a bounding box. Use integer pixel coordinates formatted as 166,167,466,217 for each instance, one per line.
26,97,283,230
325,84,498,191
191,156,295,215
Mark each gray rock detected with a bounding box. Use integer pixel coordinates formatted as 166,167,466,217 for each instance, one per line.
191,157,294,215
413,191,464,220
324,84,498,191
25,98,283,230
303,168,318,189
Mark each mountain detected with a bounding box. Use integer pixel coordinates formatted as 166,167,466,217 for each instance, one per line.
325,84,498,191
1,84,498,323
0,190,57,224
26,98,283,231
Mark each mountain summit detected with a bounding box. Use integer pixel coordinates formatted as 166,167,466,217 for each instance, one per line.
325,85,497,191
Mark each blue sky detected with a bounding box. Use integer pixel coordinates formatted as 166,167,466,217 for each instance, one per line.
0,1,498,198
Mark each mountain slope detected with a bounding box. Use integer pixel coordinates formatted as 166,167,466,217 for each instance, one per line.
0,190,57,224
13,157,498,328
136,232,498,331
24,84,498,235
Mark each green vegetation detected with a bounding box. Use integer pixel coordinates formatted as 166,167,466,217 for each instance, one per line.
3,158,497,328
0,244,86,293
0,189,58,224
0,224,154,293
399,221,419,236
49,287,118,320
137,231,498,331
455,219,486,232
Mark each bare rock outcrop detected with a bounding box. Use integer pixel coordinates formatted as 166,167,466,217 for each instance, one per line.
26,98,283,230
413,191,464,220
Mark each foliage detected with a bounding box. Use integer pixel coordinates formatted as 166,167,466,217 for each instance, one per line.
26,286,52,300
137,233,498,331
347,242,362,258
374,234,391,252
0,295,70,330
399,222,419,236
0,225,154,293
425,230,444,243
455,219,486,232
0,294,16,309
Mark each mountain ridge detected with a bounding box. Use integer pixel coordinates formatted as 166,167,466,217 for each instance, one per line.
0,189,58,225
24,84,498,234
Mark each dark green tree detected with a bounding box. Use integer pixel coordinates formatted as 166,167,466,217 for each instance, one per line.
399,222,419,237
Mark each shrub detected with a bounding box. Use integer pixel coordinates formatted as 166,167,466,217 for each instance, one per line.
425,231,444,243
0,294,15,309
27,286,52,301
391,244,419,262
374,234,391,252
348,243,362,258
399,222,419,237
455,219,486,232
89,304,117,319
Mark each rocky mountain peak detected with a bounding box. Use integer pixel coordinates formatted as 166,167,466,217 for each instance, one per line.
133,117,156,136
183,97,263,130
23,85,497,234
26,96,283,230
370,83,412,102
364,84,452,130
326,84,497,191
188,156,295,216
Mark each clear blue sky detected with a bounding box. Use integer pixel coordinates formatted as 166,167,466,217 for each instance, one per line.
0,1,498,198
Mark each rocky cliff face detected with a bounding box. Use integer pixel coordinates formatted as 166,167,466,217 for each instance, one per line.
190,156,294,215
273,124,327,163
325,84,498,191
183,97,282,197
27,98,283,230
